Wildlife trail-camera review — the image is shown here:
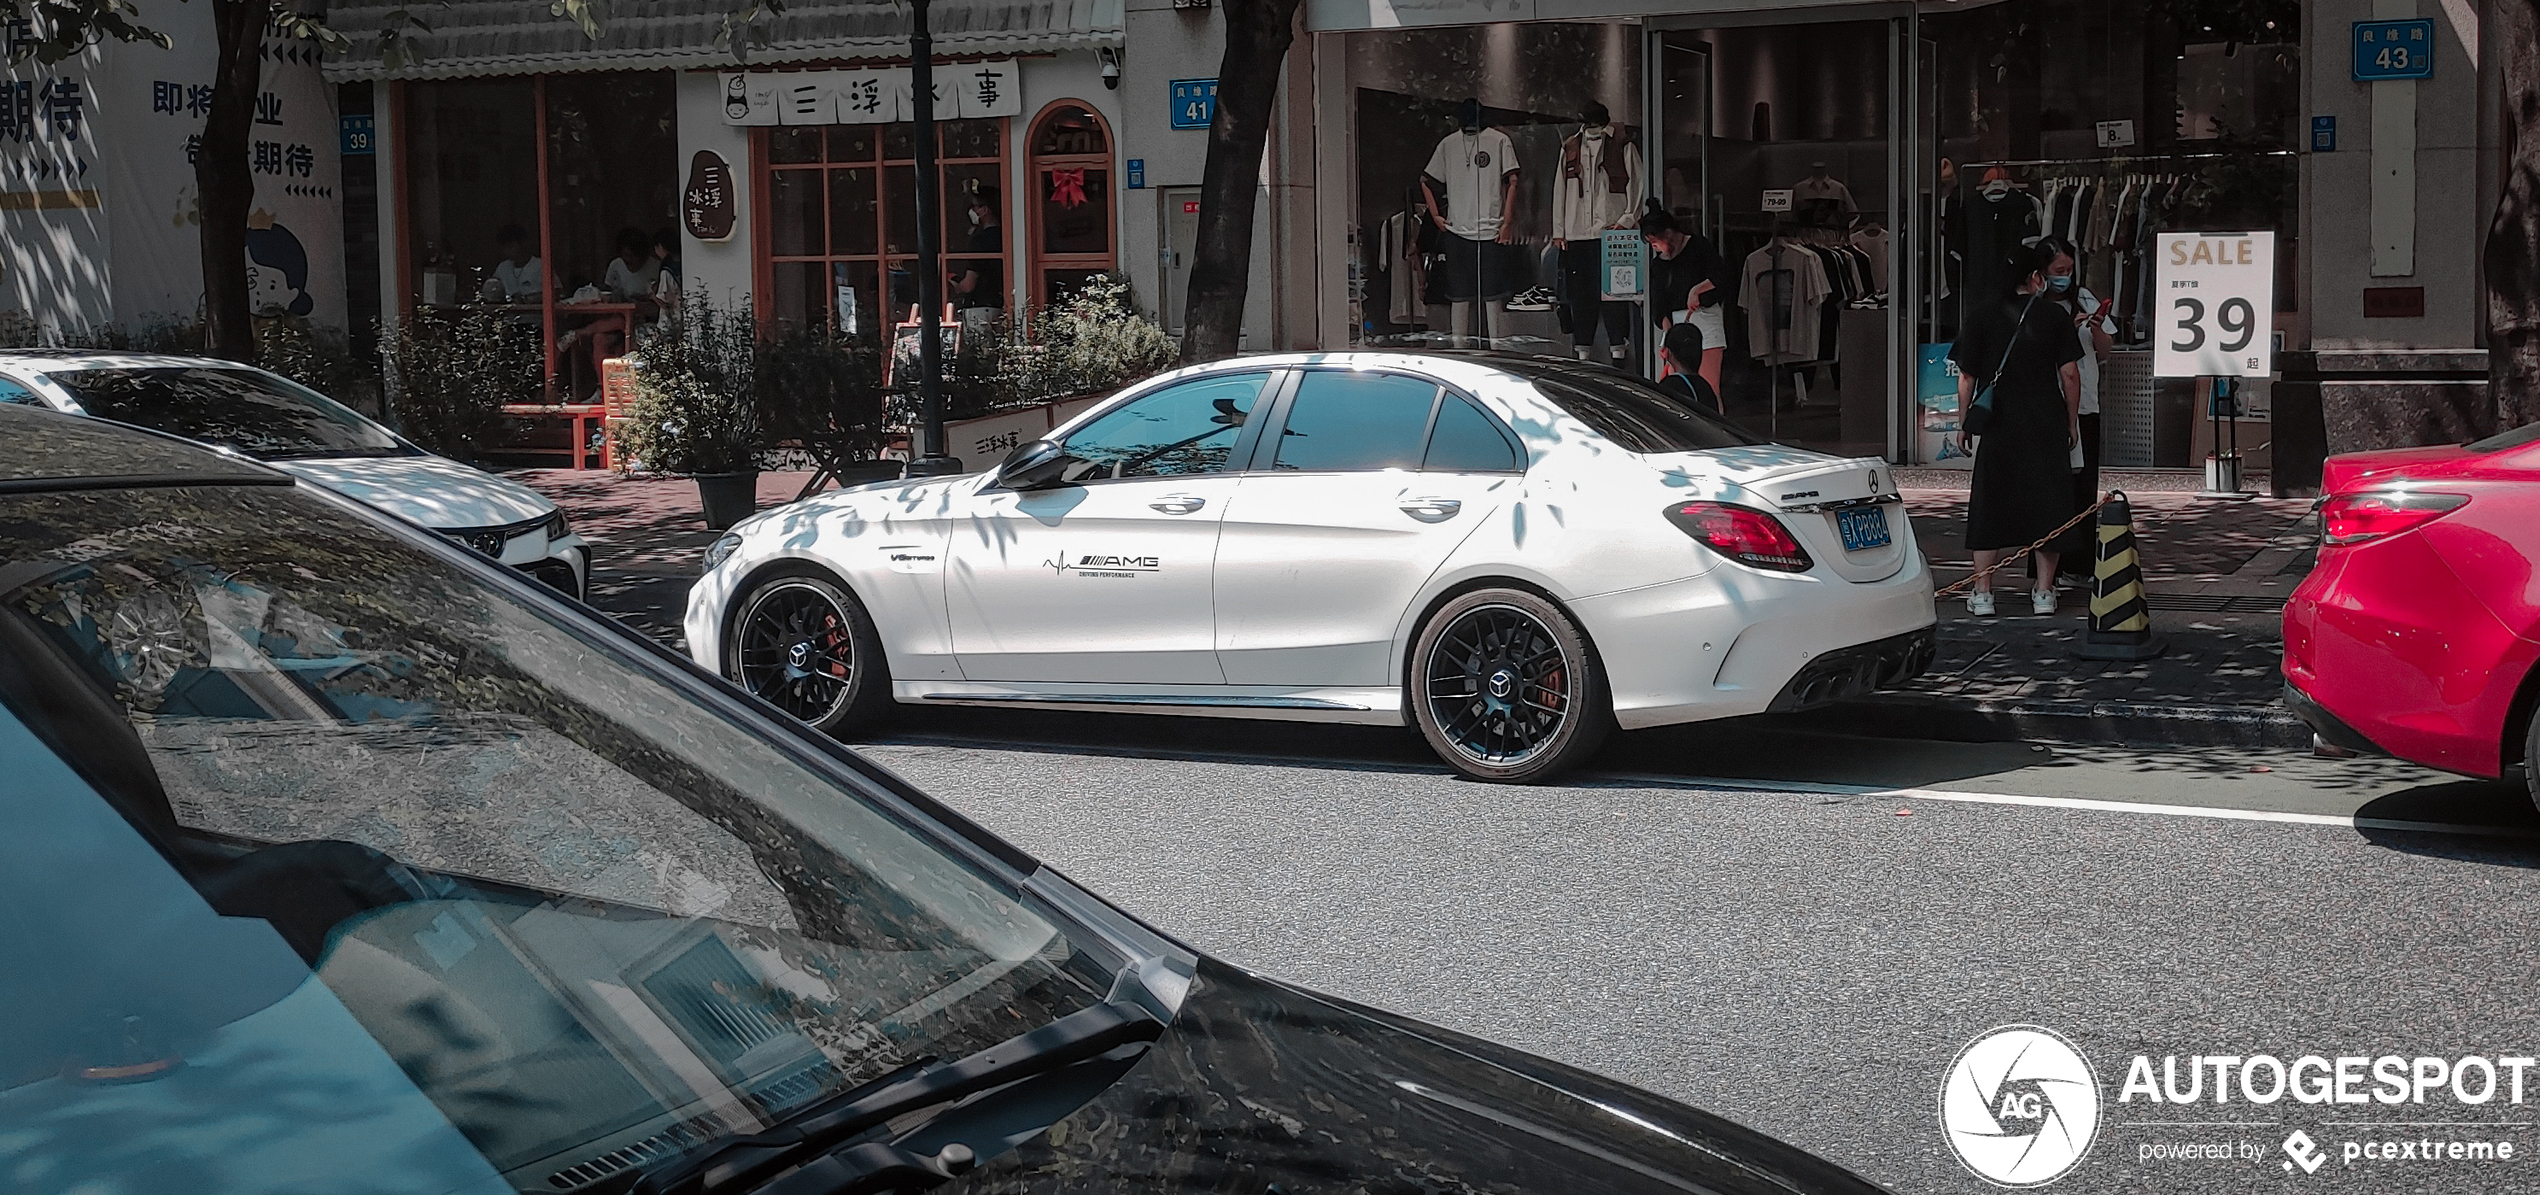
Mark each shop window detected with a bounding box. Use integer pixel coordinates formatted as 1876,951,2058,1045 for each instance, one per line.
758,119,1009,343
1026,103,1116,306
398,72,675,400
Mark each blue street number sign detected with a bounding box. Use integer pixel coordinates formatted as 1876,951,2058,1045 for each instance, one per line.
1127,158,1145,189
340,113,375,156
2352,19,2434,81
1170,79,1218,130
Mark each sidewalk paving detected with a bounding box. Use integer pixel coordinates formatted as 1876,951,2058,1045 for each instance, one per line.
520,465,2316,750
1874,469,2314,749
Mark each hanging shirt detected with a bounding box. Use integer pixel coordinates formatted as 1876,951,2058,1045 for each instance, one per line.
1849,227,1891,294
1962,188,2042,307
1790,173,1857,213
1551,127,1644,244
1423,127,1521,240
1740,240,1832,364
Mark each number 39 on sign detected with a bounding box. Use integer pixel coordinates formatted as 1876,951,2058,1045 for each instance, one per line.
2154,231,2275,379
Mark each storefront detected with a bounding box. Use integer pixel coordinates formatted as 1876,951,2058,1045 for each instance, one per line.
1232,0,2480,467
325,0,1127,398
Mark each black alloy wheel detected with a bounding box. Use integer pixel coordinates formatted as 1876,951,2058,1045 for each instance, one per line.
728,574,890,733
1411,588,1609,783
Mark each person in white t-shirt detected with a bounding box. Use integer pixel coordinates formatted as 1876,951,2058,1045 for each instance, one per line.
484,224,543,304
1420,98,1521,347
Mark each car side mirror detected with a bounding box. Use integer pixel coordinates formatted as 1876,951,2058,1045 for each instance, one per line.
995,439,1072,490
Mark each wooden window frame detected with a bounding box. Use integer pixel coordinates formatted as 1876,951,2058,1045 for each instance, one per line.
751,118,1011,338
1024,100,1119,309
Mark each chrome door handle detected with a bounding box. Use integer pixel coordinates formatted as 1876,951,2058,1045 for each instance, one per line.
1149,495,1206,514
1399,497,1462,523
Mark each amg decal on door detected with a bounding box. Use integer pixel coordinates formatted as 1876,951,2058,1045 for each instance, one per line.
1044,552,1162,577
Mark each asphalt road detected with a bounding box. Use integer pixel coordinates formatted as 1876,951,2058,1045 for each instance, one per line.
840,707,2540,1195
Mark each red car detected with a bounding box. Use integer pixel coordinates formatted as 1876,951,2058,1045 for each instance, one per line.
2284,422,2540,801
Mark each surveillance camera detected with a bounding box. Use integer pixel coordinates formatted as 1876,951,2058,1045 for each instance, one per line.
1100,48,1121,89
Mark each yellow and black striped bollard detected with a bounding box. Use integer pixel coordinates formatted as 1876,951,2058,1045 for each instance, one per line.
2071,490,2167,661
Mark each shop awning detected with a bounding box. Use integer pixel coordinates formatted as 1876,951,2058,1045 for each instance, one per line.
319,0,1124,81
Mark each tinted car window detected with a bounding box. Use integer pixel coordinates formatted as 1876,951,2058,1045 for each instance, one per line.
2468,421,2540,453
1061,372,1268,480
44,366,405,460
1423,395,1522,472
1520,367,1762,454
0,484,1110,1193
1274,372,1439,472
0,375,40,404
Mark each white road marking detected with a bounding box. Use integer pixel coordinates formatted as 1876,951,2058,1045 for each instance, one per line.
868,735,2536,841
1602,772,2538,840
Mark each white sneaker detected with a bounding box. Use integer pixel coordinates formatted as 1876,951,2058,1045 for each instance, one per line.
1967,591,1995,616
2031,589,2058,615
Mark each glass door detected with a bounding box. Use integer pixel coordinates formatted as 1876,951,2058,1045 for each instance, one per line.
1650,19,1895,458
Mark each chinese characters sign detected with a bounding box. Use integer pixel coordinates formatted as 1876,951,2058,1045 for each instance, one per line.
2351,19,2434,81
723,61,1023,126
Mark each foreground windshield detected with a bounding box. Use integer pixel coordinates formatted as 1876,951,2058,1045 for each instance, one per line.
44,366,404,459
0,484,1105,1194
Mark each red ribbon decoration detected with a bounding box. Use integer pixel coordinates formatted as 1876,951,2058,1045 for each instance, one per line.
1048,168,1087,209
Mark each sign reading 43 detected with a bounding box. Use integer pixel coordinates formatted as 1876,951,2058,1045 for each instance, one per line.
2153,230,2275,379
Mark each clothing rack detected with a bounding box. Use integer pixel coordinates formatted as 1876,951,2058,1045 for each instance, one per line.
1960,149,2297,172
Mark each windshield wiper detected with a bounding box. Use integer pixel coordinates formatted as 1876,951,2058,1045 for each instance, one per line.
635,999,1165,1195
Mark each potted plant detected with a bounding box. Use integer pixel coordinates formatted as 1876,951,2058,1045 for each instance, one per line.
620,300,765,529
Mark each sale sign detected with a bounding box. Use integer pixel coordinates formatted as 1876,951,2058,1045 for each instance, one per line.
2153,231,2275,378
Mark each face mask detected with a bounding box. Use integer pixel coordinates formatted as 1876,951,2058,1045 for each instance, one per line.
2046,275,2073,294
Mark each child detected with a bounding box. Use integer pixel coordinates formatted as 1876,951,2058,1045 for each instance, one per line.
1656,320,1720,411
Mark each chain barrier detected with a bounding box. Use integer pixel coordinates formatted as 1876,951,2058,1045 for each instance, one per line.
1933,493,2116,600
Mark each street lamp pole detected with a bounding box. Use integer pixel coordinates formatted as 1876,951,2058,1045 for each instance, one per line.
906,0,958,477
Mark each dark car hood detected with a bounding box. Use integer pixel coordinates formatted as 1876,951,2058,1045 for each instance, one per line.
956,959,1887,1194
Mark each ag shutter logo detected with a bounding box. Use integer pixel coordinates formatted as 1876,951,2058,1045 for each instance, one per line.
1941,1025,2102,1187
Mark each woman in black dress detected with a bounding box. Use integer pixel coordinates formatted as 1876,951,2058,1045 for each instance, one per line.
1950,241,2082,617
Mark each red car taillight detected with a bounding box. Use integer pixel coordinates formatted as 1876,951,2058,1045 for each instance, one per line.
1664,501,1814,572
2319,489,2468,547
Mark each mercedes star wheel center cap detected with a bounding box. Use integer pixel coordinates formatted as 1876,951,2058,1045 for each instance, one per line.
787,641,811,669
1488,669,1516,699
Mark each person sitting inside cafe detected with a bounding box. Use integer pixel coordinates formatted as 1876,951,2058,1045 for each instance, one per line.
484,224,544,303
602,227,663,313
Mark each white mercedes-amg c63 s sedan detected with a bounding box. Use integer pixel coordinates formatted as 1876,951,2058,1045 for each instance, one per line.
687,351,1936,782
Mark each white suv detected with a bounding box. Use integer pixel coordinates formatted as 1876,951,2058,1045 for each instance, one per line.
0,351,589,599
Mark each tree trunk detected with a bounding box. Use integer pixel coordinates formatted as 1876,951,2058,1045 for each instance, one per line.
2489,0,2540,433
198,0,267,361
1177,0,1303,364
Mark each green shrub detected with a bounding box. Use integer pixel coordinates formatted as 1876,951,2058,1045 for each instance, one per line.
383,307,541,459
1012,275,1177,402
618,296,763,476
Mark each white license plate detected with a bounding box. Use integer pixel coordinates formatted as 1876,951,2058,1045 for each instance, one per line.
1837,505,1892,552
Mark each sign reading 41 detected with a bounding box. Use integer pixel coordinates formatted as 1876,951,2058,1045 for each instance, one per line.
2154,230,2275,379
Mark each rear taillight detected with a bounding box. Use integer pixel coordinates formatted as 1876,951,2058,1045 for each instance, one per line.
2320,489,2467,546
1664,501,1814,572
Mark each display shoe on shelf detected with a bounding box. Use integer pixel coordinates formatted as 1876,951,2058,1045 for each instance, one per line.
1505,287,1556,312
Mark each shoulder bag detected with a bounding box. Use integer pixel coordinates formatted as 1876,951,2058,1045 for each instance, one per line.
1963,290,2045,439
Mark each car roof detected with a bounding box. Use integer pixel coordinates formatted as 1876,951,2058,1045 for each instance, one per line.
0,403,285,490
0,349,249,373
1160,348,1639,389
